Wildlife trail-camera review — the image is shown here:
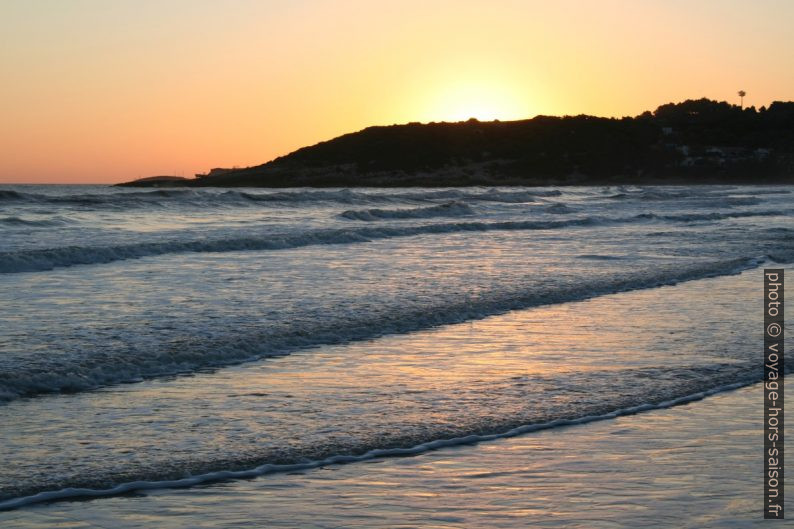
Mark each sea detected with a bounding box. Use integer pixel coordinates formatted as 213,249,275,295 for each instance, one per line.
0,184,791,527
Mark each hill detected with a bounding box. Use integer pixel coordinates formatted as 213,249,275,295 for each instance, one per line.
117,99,794,187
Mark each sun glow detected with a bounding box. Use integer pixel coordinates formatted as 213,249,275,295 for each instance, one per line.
421,80,532,123
2,0,793,183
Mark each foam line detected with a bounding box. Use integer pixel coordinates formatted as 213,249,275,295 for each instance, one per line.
0,379,757,511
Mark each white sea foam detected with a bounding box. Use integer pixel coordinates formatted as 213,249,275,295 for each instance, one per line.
340,201,475,220
0,255,768,402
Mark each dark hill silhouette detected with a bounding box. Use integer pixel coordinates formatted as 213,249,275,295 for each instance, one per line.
118,99,794,187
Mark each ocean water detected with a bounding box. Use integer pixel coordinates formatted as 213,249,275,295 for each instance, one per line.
0,184,791,521
2,380,768,528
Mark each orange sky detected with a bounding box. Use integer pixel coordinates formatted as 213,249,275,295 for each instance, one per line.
1,0,793,183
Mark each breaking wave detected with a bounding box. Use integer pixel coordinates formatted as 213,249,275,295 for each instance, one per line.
0,187,565,210
0,377,763,511
1,209,786,274
0,218,588,273
340,201,475,221
0,216,69,227
0,255,767,403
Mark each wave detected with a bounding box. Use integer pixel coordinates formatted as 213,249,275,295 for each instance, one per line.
0,188,203,209
606,188,729,201
0,216,68,227
0,377,765,511
1,209,786,274
0,218,595,273
231,188,551,204
637,210,785,222
0,190,25,201
718,197,763,206
608,190,689,200
0,187,563,210
605,189,765,208
229,189,387,205
576,254,624,260
420,188,562,202
0,255,772,404
340,201,475,221
544,203,574,214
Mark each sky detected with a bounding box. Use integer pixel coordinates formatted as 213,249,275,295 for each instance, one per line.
1,0,793,184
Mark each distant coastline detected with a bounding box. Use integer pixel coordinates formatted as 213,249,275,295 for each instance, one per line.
117,99,794,188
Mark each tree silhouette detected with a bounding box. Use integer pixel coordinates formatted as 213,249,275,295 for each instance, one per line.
738,90,746,109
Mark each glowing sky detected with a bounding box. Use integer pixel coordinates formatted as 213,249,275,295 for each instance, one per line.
2,0,793,183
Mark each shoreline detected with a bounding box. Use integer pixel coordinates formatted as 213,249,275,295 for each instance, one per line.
0,266,783,516
1,185,788,528
1,381,774,528
0,378,756,512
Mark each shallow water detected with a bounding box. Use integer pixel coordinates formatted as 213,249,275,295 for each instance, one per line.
0,185,791,513
1,382,774,528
